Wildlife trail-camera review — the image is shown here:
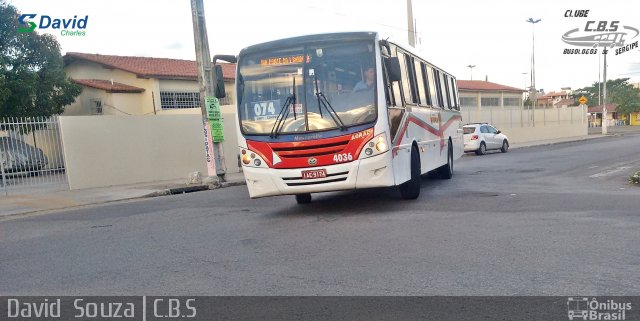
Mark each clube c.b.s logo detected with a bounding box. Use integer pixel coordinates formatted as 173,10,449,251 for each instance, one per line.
18,14,88,36
560,9,638,56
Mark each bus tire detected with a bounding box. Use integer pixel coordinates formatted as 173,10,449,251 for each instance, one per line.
399,146,421,200
437,141,453,179
295,193,312,204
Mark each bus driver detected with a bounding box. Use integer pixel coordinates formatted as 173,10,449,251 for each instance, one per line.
353,66,375,92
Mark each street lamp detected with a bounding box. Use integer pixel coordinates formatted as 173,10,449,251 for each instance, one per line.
526,18,541,91
522,72,528,90
467,65,476,80
526,17,541,124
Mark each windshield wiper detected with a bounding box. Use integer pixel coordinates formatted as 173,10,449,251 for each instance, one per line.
270,76,297,138
314,74,347,131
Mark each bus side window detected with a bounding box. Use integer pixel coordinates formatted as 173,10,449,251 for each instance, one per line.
397,51,413,106
432,69,444,108
391,73,403,107
425,65,438,107
414,60,427,106
450,77,460,110
443,74,452,109
381,57,393,107
405,55,419,104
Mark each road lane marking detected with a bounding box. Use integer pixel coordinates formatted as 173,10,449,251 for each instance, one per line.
589,166,632,178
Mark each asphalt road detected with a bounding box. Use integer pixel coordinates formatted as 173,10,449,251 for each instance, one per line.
1,134,639,295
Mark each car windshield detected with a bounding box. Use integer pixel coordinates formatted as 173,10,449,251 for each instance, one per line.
237,40,377,135
463,127,476,134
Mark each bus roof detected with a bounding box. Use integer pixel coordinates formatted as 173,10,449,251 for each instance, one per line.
239,31,377,56
237,31,455,80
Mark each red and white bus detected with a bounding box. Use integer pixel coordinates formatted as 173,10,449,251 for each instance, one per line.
233,32,463,203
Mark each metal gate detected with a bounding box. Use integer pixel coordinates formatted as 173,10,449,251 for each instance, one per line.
0,117,68,195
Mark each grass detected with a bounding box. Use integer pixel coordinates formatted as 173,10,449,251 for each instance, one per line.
630,170,640,185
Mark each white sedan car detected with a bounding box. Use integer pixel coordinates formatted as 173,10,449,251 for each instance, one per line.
463,123,509,155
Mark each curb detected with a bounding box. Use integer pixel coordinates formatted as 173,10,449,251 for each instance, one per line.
509,134,614,150
143,179,246,198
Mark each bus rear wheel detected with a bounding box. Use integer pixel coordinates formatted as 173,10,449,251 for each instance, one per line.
436,141,453,179
295,193,312,204
399,146,421,200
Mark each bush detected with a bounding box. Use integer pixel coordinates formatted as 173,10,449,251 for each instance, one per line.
630,171,640,185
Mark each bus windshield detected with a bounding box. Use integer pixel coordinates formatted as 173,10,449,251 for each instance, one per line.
237,40,377,135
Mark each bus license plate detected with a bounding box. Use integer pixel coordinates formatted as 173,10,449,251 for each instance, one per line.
301,169,327,179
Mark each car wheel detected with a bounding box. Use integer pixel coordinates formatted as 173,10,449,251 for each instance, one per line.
399,146,421,199
295,193,312,204
501,140,509,153
475,142,486,155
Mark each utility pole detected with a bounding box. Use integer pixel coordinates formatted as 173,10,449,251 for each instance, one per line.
602,50,608,135
191,0,226,181
407,0,415,47
598,53,601,106
467,65,476,80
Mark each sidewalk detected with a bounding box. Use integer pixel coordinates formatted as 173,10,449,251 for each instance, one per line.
0,172,246,219
588,125,640,136
509,134,608,149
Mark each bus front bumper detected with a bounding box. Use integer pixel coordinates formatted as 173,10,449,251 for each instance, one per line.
242,152,394,198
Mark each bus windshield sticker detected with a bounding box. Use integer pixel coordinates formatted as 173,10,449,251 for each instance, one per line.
251,100,279,121
289,103,303,114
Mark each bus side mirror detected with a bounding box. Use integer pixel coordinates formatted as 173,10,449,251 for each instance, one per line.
384,57,402,83
213,64,226,98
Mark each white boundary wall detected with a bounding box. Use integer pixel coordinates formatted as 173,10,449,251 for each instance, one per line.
59,114,240,190
462,106,588,144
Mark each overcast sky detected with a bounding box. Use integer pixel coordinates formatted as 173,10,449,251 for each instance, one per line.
9,0,640,92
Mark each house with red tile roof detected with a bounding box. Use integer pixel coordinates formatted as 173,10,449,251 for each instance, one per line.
62,52,236,115
536,90,575,108
586,103,633,127
456,80,525,109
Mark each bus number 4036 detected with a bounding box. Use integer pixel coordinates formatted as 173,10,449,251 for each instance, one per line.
333,153,353,163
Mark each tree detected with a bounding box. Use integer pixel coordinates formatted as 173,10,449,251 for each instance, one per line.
0,1,81,119
572,78,640,115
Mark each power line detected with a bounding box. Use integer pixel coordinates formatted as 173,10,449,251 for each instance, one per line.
305,5,426,37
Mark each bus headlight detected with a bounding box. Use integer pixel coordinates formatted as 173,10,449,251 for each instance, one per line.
240,147,267,168
360,133,388,159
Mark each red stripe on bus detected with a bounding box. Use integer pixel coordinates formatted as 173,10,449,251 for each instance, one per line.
393,114,462,157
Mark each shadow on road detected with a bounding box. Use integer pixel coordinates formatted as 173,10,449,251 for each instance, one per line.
266,176,445,218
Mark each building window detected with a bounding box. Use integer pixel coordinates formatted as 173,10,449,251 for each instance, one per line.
460,97,477,108
481,97,500,107
160,91,200,109
160,91,234,109
503,97,522,108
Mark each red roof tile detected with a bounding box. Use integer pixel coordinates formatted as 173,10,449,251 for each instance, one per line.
64,52,236,81
540,91,568,99
588,104,617,113
71,79,145,93
456,80,524,93
556,98,576,106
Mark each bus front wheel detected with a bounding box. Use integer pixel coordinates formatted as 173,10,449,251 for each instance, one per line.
399,146,421,200
295,193,312,204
